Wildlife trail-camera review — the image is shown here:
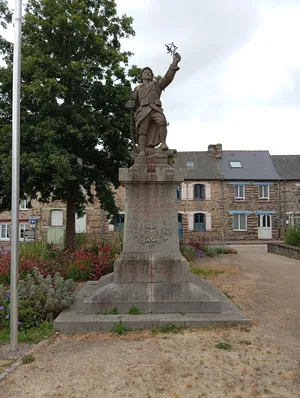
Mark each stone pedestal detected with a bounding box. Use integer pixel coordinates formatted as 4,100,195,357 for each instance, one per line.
83,162,221,314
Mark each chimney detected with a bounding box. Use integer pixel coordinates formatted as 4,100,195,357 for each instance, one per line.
208,144,216,155
208,143,223,158
215,143,222,158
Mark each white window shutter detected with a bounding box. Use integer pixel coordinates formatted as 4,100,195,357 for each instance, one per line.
51,210,63,226
205,184,211,200
187,213,194,230
75,214,87,233
187,184,194,200
206,213,212,231
108,223,115,232
181,183,187,200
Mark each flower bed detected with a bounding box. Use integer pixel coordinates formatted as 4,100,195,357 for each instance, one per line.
0,244,112,286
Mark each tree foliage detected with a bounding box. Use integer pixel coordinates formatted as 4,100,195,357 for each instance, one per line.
0,0,135,249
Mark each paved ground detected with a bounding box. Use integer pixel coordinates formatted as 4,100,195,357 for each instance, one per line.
0,244,300,397
227,244,300,357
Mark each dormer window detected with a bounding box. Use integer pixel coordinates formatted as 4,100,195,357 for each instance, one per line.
229,161,242,168
186,161,194,168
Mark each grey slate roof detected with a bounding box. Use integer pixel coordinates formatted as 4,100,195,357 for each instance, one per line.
271,155,300,180
174,152,222,180
218,151,280,180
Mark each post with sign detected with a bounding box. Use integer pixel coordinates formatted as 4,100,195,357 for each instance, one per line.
26,216,40,242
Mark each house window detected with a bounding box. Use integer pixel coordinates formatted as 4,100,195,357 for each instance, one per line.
186,161,194,168
259,185,269,200
194,184,205,200
233,214,247,230
0,224,10,240
115,214,125,233
234,185,245,200
289,213,300,227
194,213,205,231
230,161,242,168
178,213,183,238
19,198,28,210
177,185,181,200
51,210,64,226
19,223,29,240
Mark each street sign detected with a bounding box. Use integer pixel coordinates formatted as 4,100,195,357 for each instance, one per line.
29,219,36,225
24,230,35,242
28,215,40,220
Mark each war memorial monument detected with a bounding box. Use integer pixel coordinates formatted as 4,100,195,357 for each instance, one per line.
55,46,249,332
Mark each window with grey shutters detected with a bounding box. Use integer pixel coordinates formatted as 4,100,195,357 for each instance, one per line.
234,185,245,200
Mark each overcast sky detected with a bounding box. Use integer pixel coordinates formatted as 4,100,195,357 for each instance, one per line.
2,0,300,154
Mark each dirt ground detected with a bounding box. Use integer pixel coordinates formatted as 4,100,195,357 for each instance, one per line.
0,244,300,398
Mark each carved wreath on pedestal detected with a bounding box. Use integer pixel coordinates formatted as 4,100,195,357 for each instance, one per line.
131,218,173,247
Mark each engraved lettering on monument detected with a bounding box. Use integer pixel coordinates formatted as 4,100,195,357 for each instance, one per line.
131,218,173,247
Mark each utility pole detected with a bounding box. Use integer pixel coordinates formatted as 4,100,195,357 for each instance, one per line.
10,0,23,351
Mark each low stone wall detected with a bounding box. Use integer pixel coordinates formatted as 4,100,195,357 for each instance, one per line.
268,242,300,261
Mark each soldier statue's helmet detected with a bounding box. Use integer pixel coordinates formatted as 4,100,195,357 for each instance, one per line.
140,67,154,81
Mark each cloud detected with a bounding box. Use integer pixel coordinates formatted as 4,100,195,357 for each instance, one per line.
119,0,261,78
167,106,300,155
270,69,300,107
3,0,300,154
223,7,300,101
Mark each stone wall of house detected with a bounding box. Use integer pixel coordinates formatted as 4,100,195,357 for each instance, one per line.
2,177,300,250
177,180,223,242
0,192,106,249
0,199,42,251
278,181,300,239
222,181,280,240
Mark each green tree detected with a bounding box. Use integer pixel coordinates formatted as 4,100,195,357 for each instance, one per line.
0,0,12,30
0,0,135,250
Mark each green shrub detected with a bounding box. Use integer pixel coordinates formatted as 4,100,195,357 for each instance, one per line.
214,247,226,255
285,226,300,247
190,267,224,278
159,324,184,334
203,247,217,257
111,318,128,335
75,233,88,249
128,305,141,315
180,245,196,262
215,342,232,350
0,268,75,330
109,232,124,260
19,242,57,261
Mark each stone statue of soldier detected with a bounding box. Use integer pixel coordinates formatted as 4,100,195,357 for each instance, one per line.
126,53,181,157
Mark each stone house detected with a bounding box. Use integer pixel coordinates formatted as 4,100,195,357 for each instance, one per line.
1,145,300,249
217,148,281,241
0,194,106,251
174,149,223,241
271,155,300,236
174,145,282,242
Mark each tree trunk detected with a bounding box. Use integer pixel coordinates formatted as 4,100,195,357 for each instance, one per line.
65,195,76,251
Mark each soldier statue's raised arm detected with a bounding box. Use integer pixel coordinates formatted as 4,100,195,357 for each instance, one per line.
126,52,181,157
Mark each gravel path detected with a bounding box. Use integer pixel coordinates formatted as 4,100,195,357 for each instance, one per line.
0,244,299,398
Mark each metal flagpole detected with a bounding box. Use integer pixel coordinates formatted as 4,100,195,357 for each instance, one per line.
10,0,23,352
